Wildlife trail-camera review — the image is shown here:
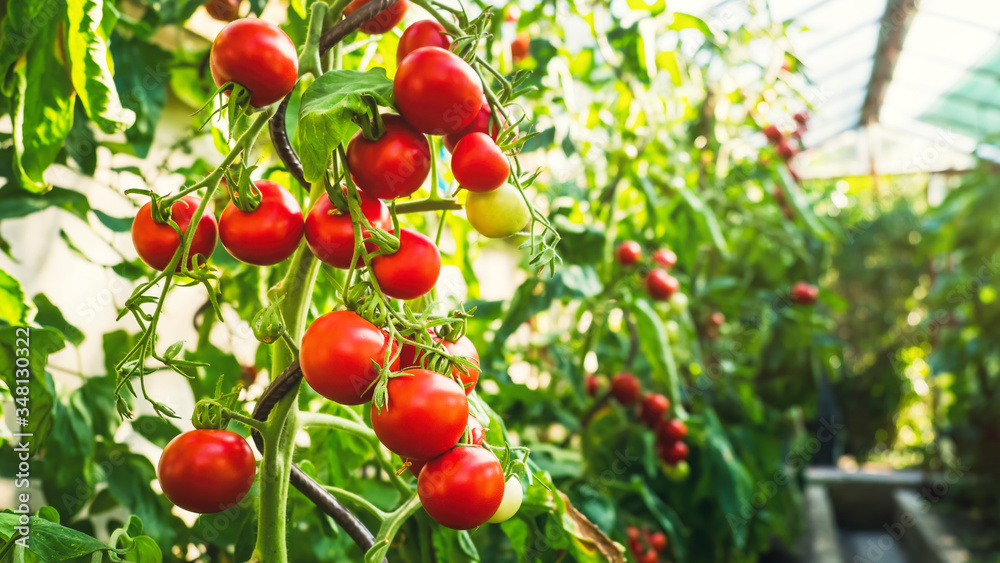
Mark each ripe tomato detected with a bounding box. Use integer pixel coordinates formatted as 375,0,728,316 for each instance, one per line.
776,139,796,161
615,241,642,266
511,33,530,63
709,312,725,326
371,369,469,460
790,281,819,305
210,19,298,107
205,0,240,21
627,526,640,541
371,229,441,300
219,180,303,266
397,20,451,65
639,549,659,563
487,476,523,523
401,334,481,395
304,190,391,269
649,532,667,551
417,446,504,529
156,429,255,514
652,248,677,269
638,393,670,427
466,183,530,238
794,111,809,126
610,373,641,405
658,440,689,465
443,99,503,153
645,269,679,301
451,133,509,193
344,0,407,34
347,115,430,200
394,47,483,135
407,413,484,476
763,124,782,144
657,418,688,442
585,375,601,397
132,196,218,272
300,311,399,405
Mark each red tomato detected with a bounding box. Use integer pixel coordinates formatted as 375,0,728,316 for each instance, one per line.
776,139,797,161
627,526,640,541
132,196,218,272
347,114,430,200
443,100,503,153
407,414,484,476
417,446,504,529
397,20,451,65
394,47,483,135
344,0,407,34
610,373,641,405
794,111,809,126
210,19,298,107
658,440,689,465
762,124,782,144
399,333,480,395
300,311,399,405
657,419,688,442
511,33,530,63
156,429,255,514
585,375,601,397
652,248,677,269
615,241,642,266
640,549,660,563
645,269,679,301
219,180,303,266
649,531,667,551
638,393,670,427
304,190,391,269
371,369,469,460
709,312,725,326
205,0,240,21
451,133,509,193
371,229,441,300
790,281,819,305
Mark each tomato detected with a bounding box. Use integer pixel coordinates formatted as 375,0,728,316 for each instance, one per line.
466,183,530,238
344,0,407,34
210,19,298,107
665,320,680,340
762,124,782,144
417,446,504,529
639,549,660,563
401,334,480,395
487,476,523,523
776,139,796,161
219,180,303,266
132,196,218,272
511,33,530,63
610,373,640,405
347,114,430,200
652,248,676,269
443,100,503,153
615,241,642,266
394,47,483,135
585,375,601,397
638,393,670,427
156,429,255,514
709,312,725,326
372,369,468,460
658,440,689,465
657,418,688,442
397,20,451,65
645,269,679,301
627,526,640,541
304,190,391,269
300,311,399,405
451,133,509,193
791,281,819,305
663,459,690,482
669,291,688,311
407,414,484,476
371,229,441,300
205,0,240,21
649,532,667,551
794,111,809,126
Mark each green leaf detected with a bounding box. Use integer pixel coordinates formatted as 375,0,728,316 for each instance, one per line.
0,512,113,561
673,179,730,257
10,13,76,192
0,185,91,221
124,536,162,563
66,0,136,134
296,69,395,182
633,476,687,562
92,209,133,232
0,326,63,450
66,102,98,175
131,415,181,449
670,12,713,36
702,409,754,549
0,269,30,325
32,294,84,346
0,0,56,94
631,299,685,415
110,33,170,157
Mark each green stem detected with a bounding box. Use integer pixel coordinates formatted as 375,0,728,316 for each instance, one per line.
364,494,423,563
298,411,376,440
395,198,463,214
222,408,269,433
324,486,387,520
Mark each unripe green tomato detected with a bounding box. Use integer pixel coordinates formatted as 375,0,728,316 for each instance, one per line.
669,292,688,312
487,476,523,523
662,460,690,482
465,184,530,238
665,320,680,340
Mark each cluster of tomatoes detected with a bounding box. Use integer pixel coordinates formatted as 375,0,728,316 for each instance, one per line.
762,110,808,163
587,373,690,469
615,241,682,302
626,525,669,563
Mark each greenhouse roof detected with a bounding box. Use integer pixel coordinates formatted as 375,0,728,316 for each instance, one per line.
676,0,1000,174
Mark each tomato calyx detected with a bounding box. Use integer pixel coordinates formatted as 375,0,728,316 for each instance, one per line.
223,167,264,213
351,97,387,142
